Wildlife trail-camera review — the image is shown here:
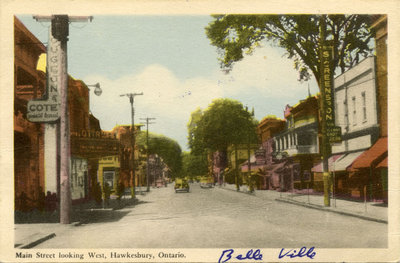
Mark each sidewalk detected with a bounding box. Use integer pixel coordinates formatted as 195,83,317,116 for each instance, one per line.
14,193,143,249
218,184,388,224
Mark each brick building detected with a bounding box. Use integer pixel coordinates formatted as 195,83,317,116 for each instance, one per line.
14,16,46,211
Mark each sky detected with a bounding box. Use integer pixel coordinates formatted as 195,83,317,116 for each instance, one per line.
17,15,319,151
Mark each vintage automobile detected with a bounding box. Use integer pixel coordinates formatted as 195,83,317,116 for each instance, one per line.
174,178,190,193
200,176,214,188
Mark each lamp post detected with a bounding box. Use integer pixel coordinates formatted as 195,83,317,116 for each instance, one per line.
87,83,102,96
120,92,143,199
85,82,102,205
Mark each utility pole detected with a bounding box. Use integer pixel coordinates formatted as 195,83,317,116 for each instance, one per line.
120,92,143,199
33,15,93,224
319,15,334,207
140,117,156,192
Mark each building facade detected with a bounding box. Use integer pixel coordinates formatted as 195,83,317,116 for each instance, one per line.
97,125,144,196
328,56,379,199
14,17,117,211
273,96,321,191
14,16,46,211
256,117,286,190
346,16,388,202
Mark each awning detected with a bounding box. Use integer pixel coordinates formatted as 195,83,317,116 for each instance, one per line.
376,156,388,168
335,151,364,171
311,154,343,172
349,137,388,170
311,151,364,172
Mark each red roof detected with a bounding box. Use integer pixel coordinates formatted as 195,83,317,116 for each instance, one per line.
350,137,388,170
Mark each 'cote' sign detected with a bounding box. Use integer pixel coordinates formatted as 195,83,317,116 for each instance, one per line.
27,30,61,122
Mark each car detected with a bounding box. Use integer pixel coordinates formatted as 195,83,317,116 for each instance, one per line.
174,178,190,193
200,176,214,188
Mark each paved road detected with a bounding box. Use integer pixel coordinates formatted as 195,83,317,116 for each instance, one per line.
35,182,387,248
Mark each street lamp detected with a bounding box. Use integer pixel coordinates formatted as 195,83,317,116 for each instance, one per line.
87,83,102,96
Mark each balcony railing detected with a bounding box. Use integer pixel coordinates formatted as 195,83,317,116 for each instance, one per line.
296,145,318,154
275,144,318,156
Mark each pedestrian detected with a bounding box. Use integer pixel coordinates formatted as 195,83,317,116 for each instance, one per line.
104,183,111,207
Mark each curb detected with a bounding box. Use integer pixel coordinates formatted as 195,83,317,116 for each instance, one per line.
20,233,56,249
16,220,93,248
275,198,388,224
218,186,256,196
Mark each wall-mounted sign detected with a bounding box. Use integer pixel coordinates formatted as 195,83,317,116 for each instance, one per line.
27,30,61,122
71,137,120,158
70,129,116,139
327,126,342,144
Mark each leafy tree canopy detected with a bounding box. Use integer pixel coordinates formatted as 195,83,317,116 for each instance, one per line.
190,98,258,154
136,132,182,175
187,107,205,155
206,14,374,83
181,152,208,179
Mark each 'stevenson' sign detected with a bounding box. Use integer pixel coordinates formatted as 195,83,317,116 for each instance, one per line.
27,31,61,122
320,45,342,144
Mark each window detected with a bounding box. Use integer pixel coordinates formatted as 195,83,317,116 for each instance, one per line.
343,99,349,131
103,171,114,188
352,96,356,125
362,92,367,122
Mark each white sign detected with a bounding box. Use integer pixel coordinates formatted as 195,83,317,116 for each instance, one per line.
27,30,61,122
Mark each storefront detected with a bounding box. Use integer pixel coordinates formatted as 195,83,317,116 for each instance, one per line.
98,156,120,194
311,151,364,197
348,137,388,202
70,130,120,202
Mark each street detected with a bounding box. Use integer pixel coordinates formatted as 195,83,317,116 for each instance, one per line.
34,183,387,249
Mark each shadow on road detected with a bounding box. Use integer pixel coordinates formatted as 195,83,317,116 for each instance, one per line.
73,209,131,225
15,198,151,225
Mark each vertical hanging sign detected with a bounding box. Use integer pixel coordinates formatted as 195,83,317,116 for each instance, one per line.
320,45,342,143
27,28,61,122
320,45,335,126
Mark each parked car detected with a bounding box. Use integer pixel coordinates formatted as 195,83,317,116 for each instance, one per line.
174,178,190,193
200,176,214,188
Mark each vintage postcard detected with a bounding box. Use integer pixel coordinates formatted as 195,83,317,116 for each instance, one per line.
1,0,399,262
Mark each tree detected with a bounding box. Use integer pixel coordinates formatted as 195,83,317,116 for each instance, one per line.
192,98,258,153
190,98,258,189
136,132,182,178
205,15,374,83
181,152,208,179
187,107,205,155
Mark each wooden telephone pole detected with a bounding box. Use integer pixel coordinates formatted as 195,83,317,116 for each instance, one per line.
120,92,143,199
33,15,93,223
140,117,156,191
